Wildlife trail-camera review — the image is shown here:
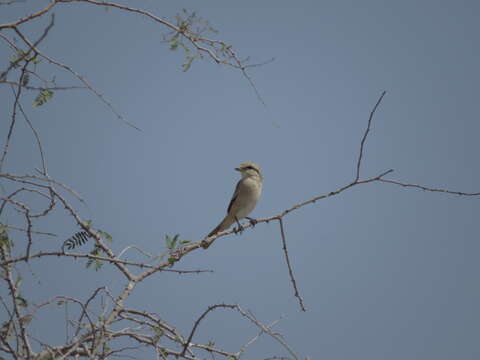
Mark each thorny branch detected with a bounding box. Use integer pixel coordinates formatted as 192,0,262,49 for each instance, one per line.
200,90,480,311
1,1,274,357
1,1,479,359
0,0,266,130
278,218,306,311
181,304,298,360
355,91,386,182
1,86,479,359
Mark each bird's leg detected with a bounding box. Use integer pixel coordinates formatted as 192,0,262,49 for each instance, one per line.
246,217,258,228
233,216,244,234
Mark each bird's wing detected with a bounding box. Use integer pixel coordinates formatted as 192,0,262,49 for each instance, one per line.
227,180,242,214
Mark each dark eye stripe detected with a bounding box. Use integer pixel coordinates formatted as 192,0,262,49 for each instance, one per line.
244,166,260,174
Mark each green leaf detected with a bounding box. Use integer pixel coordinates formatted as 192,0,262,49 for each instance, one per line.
0,226,11,251
182,56,195,72
33,89,53,107
15,296,28,307
169,38,179,51
98,230,113,243
86,258,104,271
94,260,103,271
86,246,104,271
165,234,188,250
9,50,27,67
165,234,172,249
165,234,178,250
10,50,41,66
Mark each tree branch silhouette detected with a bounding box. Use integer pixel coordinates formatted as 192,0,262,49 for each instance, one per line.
1,2,478,359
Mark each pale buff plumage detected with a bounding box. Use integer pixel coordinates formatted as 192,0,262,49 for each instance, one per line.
206,162,263,243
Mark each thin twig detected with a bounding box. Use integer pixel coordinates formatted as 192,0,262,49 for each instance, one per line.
1,80,86,91
13,25,141,131
0,70,23,173
180,304,238,357
0,1,56,29
2,225,57,237
236,306,298,360
278,218,306,311
355,90,386,182
378,178,480,196
235,319,281,359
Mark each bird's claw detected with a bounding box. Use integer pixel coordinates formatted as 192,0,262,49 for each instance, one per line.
246,217,258,227
234,225,244,234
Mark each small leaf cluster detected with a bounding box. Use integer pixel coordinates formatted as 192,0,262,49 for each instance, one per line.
33,89,53,107
62,224,113,271
161,8,218,72
165,234,190,251
0,225,12,254
163,234,190,266
86,244,104,271
7,50,56,107
9,50,41,68
84,228,112,271
63,231,92,250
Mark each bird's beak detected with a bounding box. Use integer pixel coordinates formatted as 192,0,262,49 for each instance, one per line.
235,167,241,172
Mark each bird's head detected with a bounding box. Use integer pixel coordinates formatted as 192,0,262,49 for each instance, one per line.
235,162,262,180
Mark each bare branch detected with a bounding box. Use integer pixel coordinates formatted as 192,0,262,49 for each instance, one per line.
235,319,281,359
355,90,386,182
236,306,299,360
278,218,306,311
0,80,86,91
56,0,266,104
0,1,56,29
378,178,480,196
180,304,238,357
10,24,141,131
1,1,477,357
0,70,23,173
1,225,56,237
1,13,55,81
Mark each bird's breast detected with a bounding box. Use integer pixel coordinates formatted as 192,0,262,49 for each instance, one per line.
234,177,262,219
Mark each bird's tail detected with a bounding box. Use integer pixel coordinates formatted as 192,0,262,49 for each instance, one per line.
202,215,236,249
207,214,235,238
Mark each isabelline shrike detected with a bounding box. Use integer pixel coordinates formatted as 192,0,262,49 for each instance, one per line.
202,162,263,248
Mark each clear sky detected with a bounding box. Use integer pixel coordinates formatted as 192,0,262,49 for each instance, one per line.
1,1,480,359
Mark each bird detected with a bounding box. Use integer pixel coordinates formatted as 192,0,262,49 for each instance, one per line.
202,162,263,248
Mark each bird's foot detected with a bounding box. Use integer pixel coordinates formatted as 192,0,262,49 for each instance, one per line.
246,217,258,227
233,224,244,234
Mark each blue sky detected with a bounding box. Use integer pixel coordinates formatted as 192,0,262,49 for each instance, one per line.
1,1,480,359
